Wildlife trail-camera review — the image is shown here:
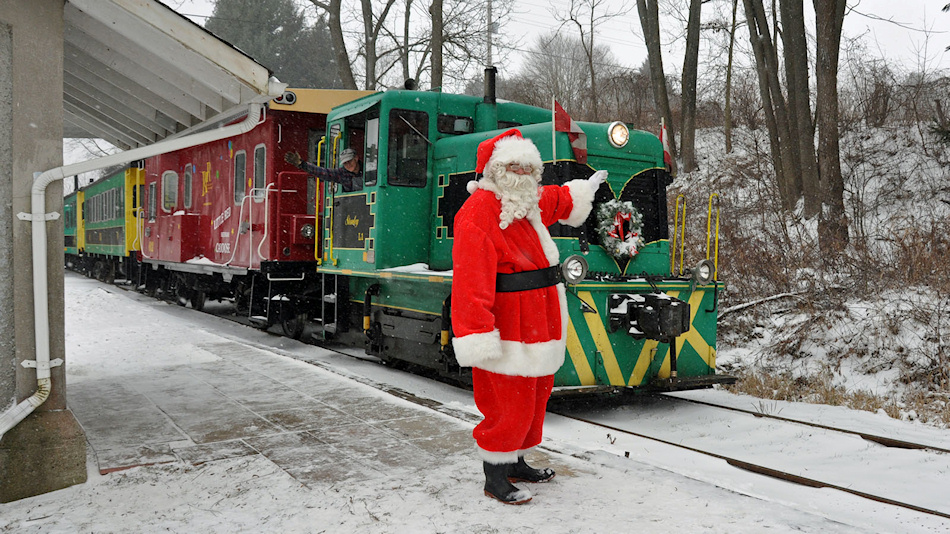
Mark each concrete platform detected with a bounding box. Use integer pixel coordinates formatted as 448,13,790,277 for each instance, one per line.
68,339,485,485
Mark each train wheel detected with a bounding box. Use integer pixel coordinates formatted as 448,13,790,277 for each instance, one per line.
191,290,206,312
281,312,307,340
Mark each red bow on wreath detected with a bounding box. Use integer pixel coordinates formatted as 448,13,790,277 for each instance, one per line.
608,211,633,240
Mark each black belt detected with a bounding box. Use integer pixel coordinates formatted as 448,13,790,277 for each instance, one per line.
496,265,561,293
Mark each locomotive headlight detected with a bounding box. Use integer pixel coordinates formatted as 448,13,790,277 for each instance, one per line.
693,259,716,285
300,223,315,239
607,121,629,148
561,254,589,284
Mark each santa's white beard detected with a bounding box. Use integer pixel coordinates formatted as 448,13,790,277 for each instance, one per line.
494,169,541,229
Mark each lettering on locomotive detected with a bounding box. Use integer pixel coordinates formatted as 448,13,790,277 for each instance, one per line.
345,215,359,227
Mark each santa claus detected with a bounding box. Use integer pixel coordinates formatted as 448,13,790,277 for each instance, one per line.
452,128,605,504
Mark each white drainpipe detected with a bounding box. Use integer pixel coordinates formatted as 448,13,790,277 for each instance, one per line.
0,96,276,439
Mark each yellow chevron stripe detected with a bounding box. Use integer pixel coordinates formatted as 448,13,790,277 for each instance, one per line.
654,290,715,378
578,291,625,385
629,339,659,386
566,320,596,385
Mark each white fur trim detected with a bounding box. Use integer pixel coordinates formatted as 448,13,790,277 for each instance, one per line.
452,330,503,368
527,213,560,266
485,136,543,173
560,179,596,227
474,332,566,377
479,446,520,464
466,180,478,194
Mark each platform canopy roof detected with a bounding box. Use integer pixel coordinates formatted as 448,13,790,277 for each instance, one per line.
63,0,280,150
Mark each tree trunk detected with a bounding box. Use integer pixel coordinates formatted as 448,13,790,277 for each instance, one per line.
361,0,377,89
430,0,443,90
814,0,849,254
724,0,738,153
309,0,357,89
680,0,702,173
636,0,677,163
781,0,819,218
402,0,413,84
743,0,798,210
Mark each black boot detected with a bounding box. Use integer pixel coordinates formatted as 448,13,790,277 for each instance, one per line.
508,456,555,483
483,462,532,504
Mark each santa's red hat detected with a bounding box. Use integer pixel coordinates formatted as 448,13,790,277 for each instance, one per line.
470,128,545,194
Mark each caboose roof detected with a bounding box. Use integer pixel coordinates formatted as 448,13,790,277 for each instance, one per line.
62,0,280,150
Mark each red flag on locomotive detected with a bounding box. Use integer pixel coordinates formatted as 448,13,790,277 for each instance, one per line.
553,100,587,164
659,117,673,168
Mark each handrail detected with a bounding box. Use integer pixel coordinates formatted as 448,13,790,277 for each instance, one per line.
706,193,720,281
671,195,686,276
315,136,326,265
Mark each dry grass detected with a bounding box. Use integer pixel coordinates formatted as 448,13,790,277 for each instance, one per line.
723,369,950,426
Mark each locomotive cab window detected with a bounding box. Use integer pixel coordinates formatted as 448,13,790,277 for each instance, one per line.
162,171,178,213
388,109,429,187
364,116,379,186
437,114,473,135
253,144,266,202
233,151,247,204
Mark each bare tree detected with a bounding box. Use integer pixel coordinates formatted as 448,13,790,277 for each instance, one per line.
679,0,703,172
724,0,739,152
637,0,677,162
308,0,358,89
814,0,849,253
742,0,798,209
552,0,631,123
780,0,820,218
430,0,443,89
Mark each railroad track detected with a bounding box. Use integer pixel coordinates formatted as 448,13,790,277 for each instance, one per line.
549,394,950,521
662,393,950,454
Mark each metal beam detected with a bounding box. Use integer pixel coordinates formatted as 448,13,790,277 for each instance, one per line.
63,57,193,127
64,13,225,115
63,42,206,120
65,2,241,104
64,74,170,139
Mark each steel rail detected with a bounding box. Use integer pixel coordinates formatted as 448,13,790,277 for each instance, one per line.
661,393,950,454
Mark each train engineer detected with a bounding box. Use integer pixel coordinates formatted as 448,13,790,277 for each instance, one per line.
284,147,362,192
451,129,606,504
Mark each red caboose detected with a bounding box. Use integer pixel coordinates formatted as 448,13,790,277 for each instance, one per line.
139,88,372,334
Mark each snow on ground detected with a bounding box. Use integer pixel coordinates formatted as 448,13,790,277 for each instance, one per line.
3,274,950,533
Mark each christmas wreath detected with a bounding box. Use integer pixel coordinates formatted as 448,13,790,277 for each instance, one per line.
595,199,645,261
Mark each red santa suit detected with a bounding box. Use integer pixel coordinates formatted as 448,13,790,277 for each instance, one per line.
452,129,597,464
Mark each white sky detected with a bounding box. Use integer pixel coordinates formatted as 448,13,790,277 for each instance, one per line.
171,0,950,79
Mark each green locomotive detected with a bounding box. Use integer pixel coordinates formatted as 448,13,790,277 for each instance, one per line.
306,74,731,392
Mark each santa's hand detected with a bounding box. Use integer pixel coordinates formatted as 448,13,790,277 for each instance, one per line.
588,170,607,191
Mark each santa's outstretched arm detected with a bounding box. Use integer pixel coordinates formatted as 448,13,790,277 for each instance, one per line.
539,170,606,227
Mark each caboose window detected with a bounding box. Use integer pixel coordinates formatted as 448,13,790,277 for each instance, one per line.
183,164,193,210
253,145,266,202
388,109,429,187
162,171,178,212
148,183,156,222
233,151,246,204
